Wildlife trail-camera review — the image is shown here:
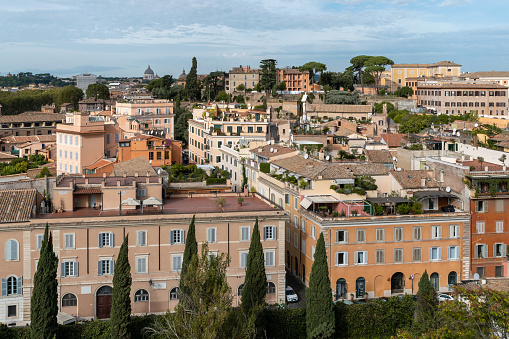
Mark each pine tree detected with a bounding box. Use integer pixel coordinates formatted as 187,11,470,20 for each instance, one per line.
241,218,267,314
110,234,132,339
180,215,197,295
185,57,200,101
306,232,335,339
30,223,58,339
413,270,439,335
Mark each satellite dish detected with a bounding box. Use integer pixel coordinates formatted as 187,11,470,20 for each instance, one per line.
475,123,479,127
397,168,402,171
457,131,460,136
446,187,451,192
392,157,397,161
474,273,480,280
270,148,274,153
304,154,309,159
267,140,271,145
326,155,330,161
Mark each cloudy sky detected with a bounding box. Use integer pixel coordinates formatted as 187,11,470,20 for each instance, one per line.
1,0,507,78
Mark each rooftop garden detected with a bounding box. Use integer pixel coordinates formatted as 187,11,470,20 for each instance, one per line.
330,176,378,195
164,164,230,185
0,154,49,176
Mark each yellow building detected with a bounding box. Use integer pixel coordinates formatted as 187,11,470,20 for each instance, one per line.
390,61,462,92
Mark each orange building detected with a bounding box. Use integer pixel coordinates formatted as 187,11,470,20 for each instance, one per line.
118,135,182,166
276,69,310,92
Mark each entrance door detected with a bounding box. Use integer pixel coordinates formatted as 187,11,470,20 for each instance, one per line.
336,278,347,299
391,272,405,294
89,194,97,208
96,286,113,319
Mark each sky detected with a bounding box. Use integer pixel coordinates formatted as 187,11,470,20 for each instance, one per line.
1,0,508,78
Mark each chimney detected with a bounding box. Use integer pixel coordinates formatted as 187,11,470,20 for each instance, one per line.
421,178,426,187
134,171,139,178
123,171,127,178
485,166,489,172
102,172,107,178
117,180,121,187
146,171,150,177
504,165,507,171
258,148,263,152
85,178,89,185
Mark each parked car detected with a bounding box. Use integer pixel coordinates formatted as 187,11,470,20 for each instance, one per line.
334,299,355,305
285,286,298,303
438,294,454,302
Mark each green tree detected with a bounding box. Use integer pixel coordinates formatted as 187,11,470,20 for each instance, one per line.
180,215,198,295
393,86,414,98
173,97,193,143
349,55,372,93
300,61,327,84
325,90,361,105
30,223,58,339
56,85,83,109
260,59,277,93
413,270,439,335
35,167,52,178
277,81,287,91
215,90,229,102
236,83,246,92
477,156,485,168
86,83,110,99
254,82,263,92
306,232,335,339
185,57,200,101
499,154,507,167
364,56,394,94
110,234,132,339
241,218,267,314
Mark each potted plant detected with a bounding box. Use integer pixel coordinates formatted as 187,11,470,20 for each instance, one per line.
215,197,226,208
237,196,244,207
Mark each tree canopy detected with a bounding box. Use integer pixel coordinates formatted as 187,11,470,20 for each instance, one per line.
260,59,277,93
364,56,394,94
110,234,132,338
185,57,200,101
324,90,361,105
300,62,327,84
349,55,372,91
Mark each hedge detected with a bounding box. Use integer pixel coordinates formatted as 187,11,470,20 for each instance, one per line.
206,177,227,185
260,163,270,174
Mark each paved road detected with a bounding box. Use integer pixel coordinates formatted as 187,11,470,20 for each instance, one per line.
285,270,306,309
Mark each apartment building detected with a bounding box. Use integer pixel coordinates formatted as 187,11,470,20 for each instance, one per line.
76,73,97,94
461,71,509,86
390,61,461,92
226,65,262,93
56,113,105,175
276,69,310,92
0,187,286,324
0,112,64,137
416,82,508,117
118,134,182,166
115,100,174,139
188,109,275,166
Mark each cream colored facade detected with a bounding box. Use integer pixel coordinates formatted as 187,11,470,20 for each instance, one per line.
115,100,175,139
226,65,262,94
390,61,461,92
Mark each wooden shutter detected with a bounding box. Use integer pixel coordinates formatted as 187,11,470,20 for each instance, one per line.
503,244,507,257
98,261,103,275
483,245,488,259
6,241,11,260
61,262,66,277
364,251,368,264
429,247,433,261
263,227,267,240
474,246,478,259
98,234,103,248
73,262,79,277
1,278,6,296
17,277,22,295
109,233,114,247
335,252,339,266
345,231,349,243
438,227,442,239
272,226,277,240
170,230,175,245
110,260,115,274
438,247,442,260
180,230,185,244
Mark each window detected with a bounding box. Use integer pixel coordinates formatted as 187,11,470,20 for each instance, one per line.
495,266,504,277
64,233,75,249
61,261,78,277
413,227,422,240
170,230,185,245
429,247,442,261
354,251,368,265
2,276,22,296
312,246,315,259
264,250,275,266
7,305,16,318
475,244,488,259
134,289,149,302
494,243,506,258
286,228,290,242
375,228,384,242
449,225,459,238
263,226,276,240
301,219,306,232
137,189,146,197
448,246,460,260
375,249,384,264
137,231,147,246
170,287,179,300
356,277,365,298
266,282,276,294
241,226,250,241
62,293,77,307
171,255,182,271
496,221,504,233
207,228,216,243
301,239,306,253
431,226,442,239
98,232,114,248
6,239,18,260
311,225,317,239
293,234,298,249
476,200,487,212
294,197,298,210
285,193,290,205
36,234,44,250
394,227,403,241
394,248,403,263
240,252,248,268
476,221,485,234
476,266,485,278
496,200,504,212
136,257,147,273
98,260,114,275
430,272,439,291
356,229,366,243
294,216,298,227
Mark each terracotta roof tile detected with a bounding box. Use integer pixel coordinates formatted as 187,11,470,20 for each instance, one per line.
252,145,298,158
110,157,158,177
381,134,407,148
0,112,64,124
0,189,36,223
365,150,393,163
391,170,440,189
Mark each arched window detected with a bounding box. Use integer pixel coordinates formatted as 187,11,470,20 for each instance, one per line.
97,286,112,295
430,272,439,291
336,278,347,299
6,276,18,295
266,282,276,294
134,289,149,302
62,293,77,307
237,284,244,296
356,277,365,298
448,271,457,287
169,287,179,300
6,240,18,261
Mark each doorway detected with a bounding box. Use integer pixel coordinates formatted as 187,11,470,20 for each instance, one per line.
96,286,113,319
391,272,405,294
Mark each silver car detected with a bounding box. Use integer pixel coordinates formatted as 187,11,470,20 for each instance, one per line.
285,286,298,303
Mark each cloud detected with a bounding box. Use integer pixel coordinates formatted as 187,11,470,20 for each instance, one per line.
3,1,74,12
439,0,473,6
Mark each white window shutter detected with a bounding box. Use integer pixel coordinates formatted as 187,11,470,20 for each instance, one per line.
110,260,115,274
493,244,497,258
345,252,349,265
438,247,442,260
98,234,103,248
170,230,175,245
429,247,432,261
1,278,6,296
474,247,478,259
61,262,66,277
273,226,277,240
263,227,267,240
438,227,442,239
345,231,349,243
335,252,338,266
16,277,22,295
74,262,79,277
110,233,114,247
181,230,185,244
98,261,103,275
6,241,11,260
354,251,358,264
483,245,488,259
364,251,368,264
335,231,339,243
503,244,507,257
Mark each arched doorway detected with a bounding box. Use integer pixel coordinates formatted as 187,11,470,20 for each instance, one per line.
355,277,365,298
336,278,347,299
391,272,405,294
430,272,439,291
374,275,385,297
96,286,113,319
448,271,457,289
294,257,298,276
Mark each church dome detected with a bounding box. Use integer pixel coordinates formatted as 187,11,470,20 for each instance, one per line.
144,65,154,75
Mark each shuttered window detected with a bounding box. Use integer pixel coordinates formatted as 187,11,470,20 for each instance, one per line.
98,233,114,247
61,262,79,277
6,240,18,260
137,231,147,246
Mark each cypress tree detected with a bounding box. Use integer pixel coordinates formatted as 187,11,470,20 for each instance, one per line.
185,57,200,101
31,223,58,339
413,270,439,335
306,232,335,339
180,215,197,295
241,218,267,313
110,234,132,339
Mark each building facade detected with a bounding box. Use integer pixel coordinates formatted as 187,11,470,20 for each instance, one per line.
0,112,64,137
115,100,174,139
390,61,461,92
276,69,310,92
76,73,97,95
226,65,262,94
118,135,182,166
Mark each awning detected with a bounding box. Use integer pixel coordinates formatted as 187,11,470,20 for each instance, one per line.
122,198,140,206
412,191,458,199
74,188,102,194
334,179,355,185
143,197,163,205
57,312,76,325
300,195,340,209
367,197,408,204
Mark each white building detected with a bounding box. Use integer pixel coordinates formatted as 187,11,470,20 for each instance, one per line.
76,73,97,95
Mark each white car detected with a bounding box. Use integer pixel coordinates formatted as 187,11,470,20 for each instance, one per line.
286,286,298,303
438,294,454,302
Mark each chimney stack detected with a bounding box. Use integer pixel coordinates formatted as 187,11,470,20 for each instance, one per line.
485,166,489,172
421,178,426,187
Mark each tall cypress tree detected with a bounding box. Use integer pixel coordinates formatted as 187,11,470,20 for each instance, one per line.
31,223,58,339
185,57,200,101
180,215,197,295
241,218,267,313
110,234,132,339
306,232,335,339
413,270,439,335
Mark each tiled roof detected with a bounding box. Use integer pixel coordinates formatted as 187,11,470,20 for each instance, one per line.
333,128,357,137
308,104,372,113
0,112,64,123
462,160,502,171
84,159,113,170
365,150,393,163
391,170,441,189
252,145,297,158
0,135,57,144
430,61,462,67
74,188,102,194
110,157,158,177
0,189,36,223
461,71,509,78
417,83,507,89
381,134,407,148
